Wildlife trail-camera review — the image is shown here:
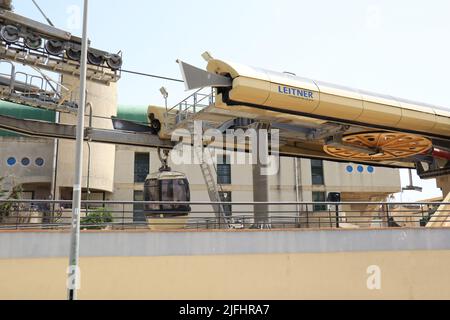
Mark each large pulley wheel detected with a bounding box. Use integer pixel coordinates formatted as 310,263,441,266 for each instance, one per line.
323,131,432,161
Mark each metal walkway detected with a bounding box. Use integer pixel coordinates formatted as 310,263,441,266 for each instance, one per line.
162,88,236,135
0,60,78,113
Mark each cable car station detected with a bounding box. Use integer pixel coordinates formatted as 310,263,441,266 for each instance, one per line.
1,0,450,300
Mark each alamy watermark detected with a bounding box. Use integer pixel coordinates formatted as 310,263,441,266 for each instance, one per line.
66,265,81,290
66,4,81,31
366,265,381,290
170,121,280,176
366,5,382,30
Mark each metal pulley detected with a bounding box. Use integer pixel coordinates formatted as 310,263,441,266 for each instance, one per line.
0,25,19,43
87,50,104,66
106,54,122,70
323,131,433,161
66,45,81,61
24,32,42,49
44,39,64,55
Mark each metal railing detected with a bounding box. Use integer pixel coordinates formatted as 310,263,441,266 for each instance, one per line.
163,87,215,130
0,200,449,231
0,60,78,112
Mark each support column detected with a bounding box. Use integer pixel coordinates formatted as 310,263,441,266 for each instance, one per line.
252,123,270,228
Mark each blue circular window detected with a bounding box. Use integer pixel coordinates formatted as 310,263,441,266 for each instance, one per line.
21,157,30,166
6,157,16,166
357,165,364,173
346,165,353,173
35,158,45,167
367,166,374,173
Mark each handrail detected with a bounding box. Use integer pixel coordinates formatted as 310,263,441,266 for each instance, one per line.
166,87,205,114
166,88,214,116
1,198,448,231
0,60,78,112
0,199,447,205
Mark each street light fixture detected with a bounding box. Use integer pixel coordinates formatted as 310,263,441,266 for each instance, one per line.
402,169,423,192
160,86,168,110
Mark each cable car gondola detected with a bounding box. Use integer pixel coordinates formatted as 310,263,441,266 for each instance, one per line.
143,149,191,230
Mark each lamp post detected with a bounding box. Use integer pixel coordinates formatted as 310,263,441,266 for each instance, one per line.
160,86,168,111
402,169,422,192
67,0,89,300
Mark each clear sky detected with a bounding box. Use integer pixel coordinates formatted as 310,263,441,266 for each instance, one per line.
13,0,449,201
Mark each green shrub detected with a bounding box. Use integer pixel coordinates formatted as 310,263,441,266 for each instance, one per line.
0,180,23,222
81,207,113,230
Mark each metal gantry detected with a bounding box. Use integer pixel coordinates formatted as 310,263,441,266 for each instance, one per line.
0,3,123,115
0,60,78,113
0,8,122,82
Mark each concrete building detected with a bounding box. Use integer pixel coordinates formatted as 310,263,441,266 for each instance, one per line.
0,100,402,224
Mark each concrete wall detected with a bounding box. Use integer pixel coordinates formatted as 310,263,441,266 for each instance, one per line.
0,137,53,189
56,76,117,194
1,228,450,299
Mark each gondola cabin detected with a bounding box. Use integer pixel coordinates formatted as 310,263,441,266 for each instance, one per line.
143,170,191,230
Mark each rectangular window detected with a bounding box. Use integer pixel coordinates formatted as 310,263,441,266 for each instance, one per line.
312,191,326,211
311,159,324,185
22,191,35,200
81,191,106,209
134,152,149,183
133,190,146,222
219,191,232,217
217,155,231,185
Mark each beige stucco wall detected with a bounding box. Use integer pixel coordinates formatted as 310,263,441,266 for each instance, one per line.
1,250,450,300
56,76,117,193
0,137,53,188
118,148,401,200
111,145,401,221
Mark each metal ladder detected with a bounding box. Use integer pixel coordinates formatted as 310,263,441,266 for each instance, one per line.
193,141,230,228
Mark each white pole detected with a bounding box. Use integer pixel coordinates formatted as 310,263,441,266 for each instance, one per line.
67,0,89,300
